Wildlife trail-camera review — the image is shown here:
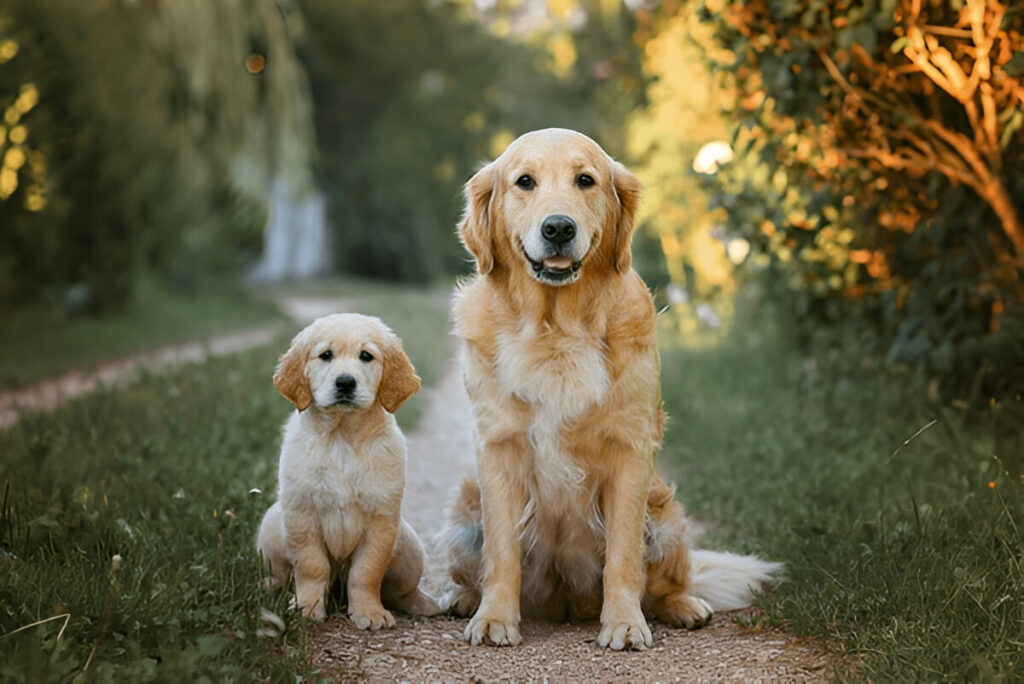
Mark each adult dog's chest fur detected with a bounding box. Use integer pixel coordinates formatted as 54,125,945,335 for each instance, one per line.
495,321,612,422
490,321,614,607
492,321,612,515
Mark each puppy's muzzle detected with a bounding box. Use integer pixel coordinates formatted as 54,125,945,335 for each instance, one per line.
334,374,357,404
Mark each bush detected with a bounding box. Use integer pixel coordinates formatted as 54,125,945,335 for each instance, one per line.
694,0,1024,397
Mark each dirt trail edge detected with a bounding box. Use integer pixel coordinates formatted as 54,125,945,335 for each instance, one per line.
311,356,839,681
0,294,349,430
0,326,281,430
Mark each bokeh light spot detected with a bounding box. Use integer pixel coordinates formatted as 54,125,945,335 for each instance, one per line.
245,52,266,75
0,167,17,199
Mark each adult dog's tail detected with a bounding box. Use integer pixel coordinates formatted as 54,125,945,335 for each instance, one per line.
688,550,784,612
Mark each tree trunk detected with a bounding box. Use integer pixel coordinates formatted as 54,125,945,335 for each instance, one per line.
983,174,1024,262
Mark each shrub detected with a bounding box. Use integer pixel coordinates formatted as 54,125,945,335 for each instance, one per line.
694,0,1024,397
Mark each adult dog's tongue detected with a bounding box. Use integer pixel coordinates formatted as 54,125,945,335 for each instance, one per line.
543,256,573,270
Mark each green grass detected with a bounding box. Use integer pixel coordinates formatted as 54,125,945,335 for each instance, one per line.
657,296,1024,680
4,274,1020,680
0,344,313,680
0,278,454,679
0,279,287,390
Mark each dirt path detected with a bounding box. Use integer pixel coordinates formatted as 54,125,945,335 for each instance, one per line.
0,294,351,430
311,357,840,681
0,325,281,429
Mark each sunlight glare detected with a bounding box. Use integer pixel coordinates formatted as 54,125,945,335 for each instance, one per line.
692,140,733,174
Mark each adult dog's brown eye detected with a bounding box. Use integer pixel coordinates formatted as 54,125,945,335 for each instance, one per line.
576,173,595,188
359,350,374,363
515,175,535,190
319,350,333,361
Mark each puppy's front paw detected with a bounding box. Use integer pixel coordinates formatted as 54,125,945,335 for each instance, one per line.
465,612,521,646
598,618,653,651
350,606,396,630
299,601,327,622
657,594,714,630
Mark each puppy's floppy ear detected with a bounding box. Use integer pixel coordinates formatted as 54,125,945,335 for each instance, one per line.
273,331,312,411
457,162,496,275
377,332,421,414
611,161,643,275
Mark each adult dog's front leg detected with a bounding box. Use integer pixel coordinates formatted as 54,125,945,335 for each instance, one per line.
465,439,527,647
348,514,399,630
599,455,653,650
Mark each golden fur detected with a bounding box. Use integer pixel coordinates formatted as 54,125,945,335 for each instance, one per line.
438,129,720,651
257,313,440,628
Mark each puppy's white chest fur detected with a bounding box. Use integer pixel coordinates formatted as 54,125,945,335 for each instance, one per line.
278,411,404,563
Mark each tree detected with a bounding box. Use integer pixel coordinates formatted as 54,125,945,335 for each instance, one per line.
690,0,1023,393
818,0,1023,285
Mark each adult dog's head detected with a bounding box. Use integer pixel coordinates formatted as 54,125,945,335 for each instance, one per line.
458,128,642,286
273,313,420,414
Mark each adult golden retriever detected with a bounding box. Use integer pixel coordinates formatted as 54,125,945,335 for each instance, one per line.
440,129,779,650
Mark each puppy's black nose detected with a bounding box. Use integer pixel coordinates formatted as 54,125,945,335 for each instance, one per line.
335,374,356,393
540,214,576,245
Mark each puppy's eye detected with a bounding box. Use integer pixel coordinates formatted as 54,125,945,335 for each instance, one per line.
359,350,374,363
318,350,333,362
515,175,535,190
576,173,595,188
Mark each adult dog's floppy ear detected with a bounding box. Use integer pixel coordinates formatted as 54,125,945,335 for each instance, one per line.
457,162,496,275
273,332,312,411
611,161,642,275
377,332,421,414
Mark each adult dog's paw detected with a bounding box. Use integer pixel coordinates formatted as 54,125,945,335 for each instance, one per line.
465,612,521,646
349,606,396,631
658,594,714,630
598,619,653,651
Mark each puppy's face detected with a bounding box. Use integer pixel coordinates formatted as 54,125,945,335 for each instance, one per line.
306,329,384,411
273,314,420,414
458,128,642,285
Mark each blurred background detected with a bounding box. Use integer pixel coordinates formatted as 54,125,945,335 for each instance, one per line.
2,3,1023,678
0,0,1021,398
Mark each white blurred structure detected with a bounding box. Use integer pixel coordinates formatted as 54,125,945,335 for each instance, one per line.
248,180,331,282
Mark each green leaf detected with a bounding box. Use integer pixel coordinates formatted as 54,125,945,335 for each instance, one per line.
1003,52,1024,78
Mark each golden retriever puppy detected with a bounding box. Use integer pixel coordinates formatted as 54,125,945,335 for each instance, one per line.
258,313,440,627
440,128,780,650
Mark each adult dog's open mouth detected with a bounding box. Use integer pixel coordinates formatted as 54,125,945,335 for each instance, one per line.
525,249,581,283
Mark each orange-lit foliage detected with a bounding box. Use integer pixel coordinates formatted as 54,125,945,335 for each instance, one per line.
819,0,1023,287
696,0,1023,391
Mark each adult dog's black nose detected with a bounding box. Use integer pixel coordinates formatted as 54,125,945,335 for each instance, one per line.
540,214,576,245
335,374,356,393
